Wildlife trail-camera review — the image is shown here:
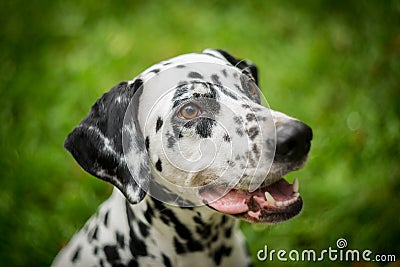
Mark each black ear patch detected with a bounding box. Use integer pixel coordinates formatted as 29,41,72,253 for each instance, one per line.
216,49,259,86
64,80,149,204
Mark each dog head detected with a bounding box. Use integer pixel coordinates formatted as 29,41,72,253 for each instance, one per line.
65,49,312,223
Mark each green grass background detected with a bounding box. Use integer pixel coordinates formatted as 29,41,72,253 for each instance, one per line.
1,1,399,266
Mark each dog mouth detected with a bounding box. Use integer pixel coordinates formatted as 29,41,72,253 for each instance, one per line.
199,178,301,224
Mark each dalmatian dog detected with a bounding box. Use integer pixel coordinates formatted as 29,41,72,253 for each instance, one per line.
52,49,312,267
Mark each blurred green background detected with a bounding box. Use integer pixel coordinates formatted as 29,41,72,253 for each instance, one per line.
1,1,399,266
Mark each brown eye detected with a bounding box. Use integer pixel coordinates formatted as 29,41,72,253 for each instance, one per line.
179,103,201,119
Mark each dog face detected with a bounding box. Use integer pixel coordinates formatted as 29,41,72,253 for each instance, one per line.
65,49,312,224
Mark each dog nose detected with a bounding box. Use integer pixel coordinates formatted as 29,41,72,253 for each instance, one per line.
274,121,313,162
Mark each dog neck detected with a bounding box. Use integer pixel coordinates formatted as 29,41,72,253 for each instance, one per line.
125,193,239,250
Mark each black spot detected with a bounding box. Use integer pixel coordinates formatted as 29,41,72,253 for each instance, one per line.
104,210,109,227
145,136,150,150
162,254,172,267
88,226,98,242
242,104,251,109
99,259,105,267
219,86,238,100
236,128,244,136
187,240,203,252
94,246,98,255
174,237,186,254
198,81,218,99
126,201,148,256
156,117,163,132
163,209,191,240
212,245,230,264
223,134,231,142
144,201,154,224
211,233,218,242
126,202,135,220
154,200,203,252
246,126,259,140
188,71,204,79
194,117,215,138
225,227,232,238
246,113,256,122
196,223,211,239
160,213,170,225
104,245,120,262
211,74,222,85
177,81,189,86
116,232,125,248
176,64,186,68
192,91,217,101
213,245,232,265
155,159,162,172
128,228,148,256
221,215,228,225
138,221,150,238
235,84,243,92
71,246,81,262
150,68,160,74
233,116,243,125
154,201,197,244
172,84,189,108
193,215,204,225
221,69,228,77
128,259,139,267
152,200,170,225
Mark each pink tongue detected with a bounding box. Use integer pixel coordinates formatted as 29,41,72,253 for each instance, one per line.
202,189,250,214
201,179,293,214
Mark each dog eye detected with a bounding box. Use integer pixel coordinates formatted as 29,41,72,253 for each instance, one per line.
179,103,201,119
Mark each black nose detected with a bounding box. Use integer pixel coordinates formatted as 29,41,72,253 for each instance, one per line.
274,121,313,162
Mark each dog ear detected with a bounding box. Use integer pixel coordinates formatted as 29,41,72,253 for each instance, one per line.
64,79,149,204
215,49,259,85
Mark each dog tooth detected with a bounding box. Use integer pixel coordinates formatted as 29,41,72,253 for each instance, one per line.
293,178,299,193
264,192,276,205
